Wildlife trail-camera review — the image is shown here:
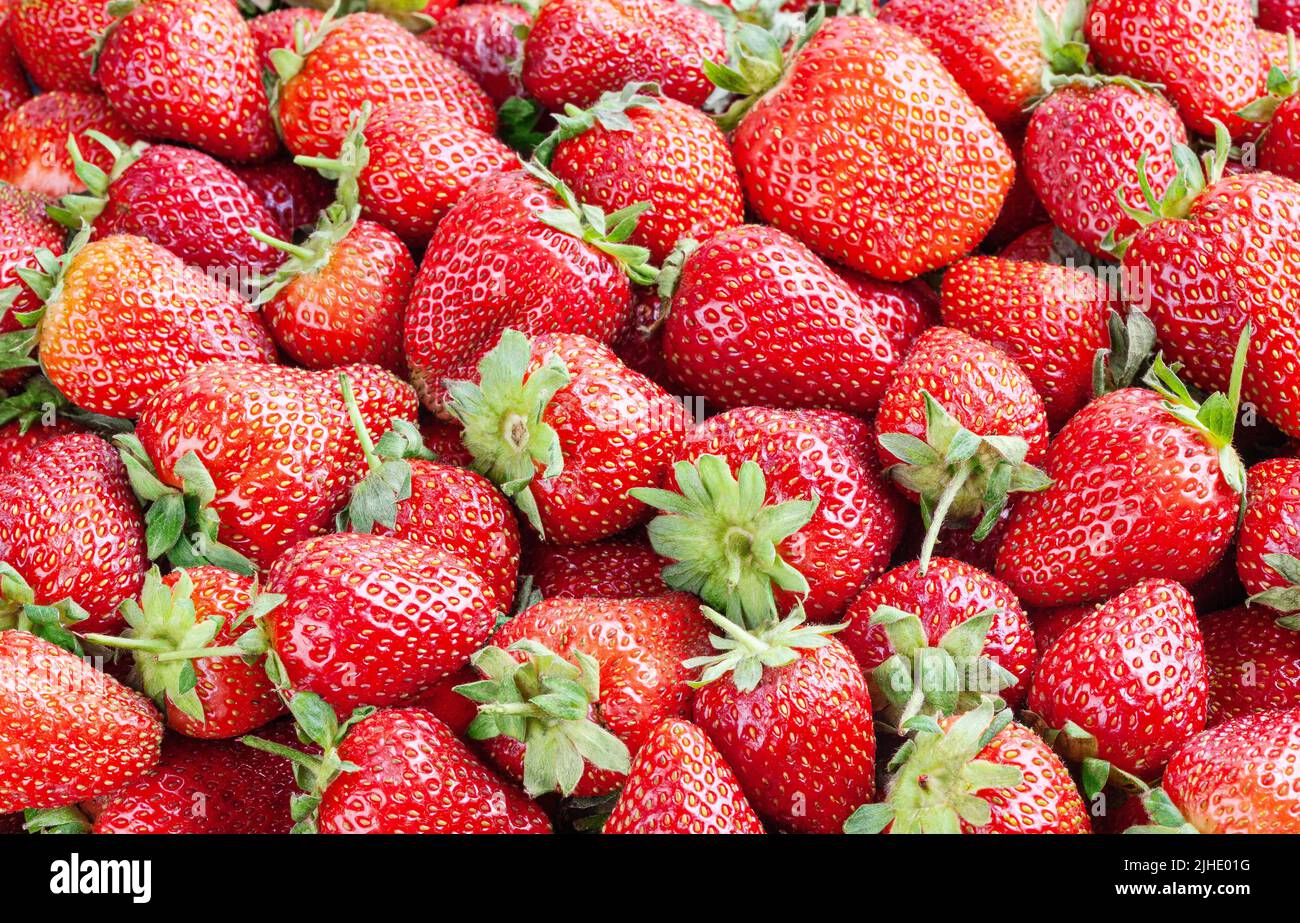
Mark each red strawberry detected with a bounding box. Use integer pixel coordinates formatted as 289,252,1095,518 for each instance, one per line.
717,14,1014,280
546,83,744,264
998,222,1095,264
522,0,726,110
0,433,146,637
404,165,653,412
1259,0,1300,31
939,256,1109,427
420,417,474,467
529,536,668,599
0,182,62,389
421,2,530,106
0,19,30,119
271,10,495,160
8,0,112,93
247,6,323,73
1027,578,1207,783
0,629,162,812
605,718,764,834
460,592,710,797
1201,605,1300,726
841,557,1036,719
830,269,940,359
1238,36,1300,183
0,382,88,474
411,666,479,737
231,158,334,237
0,91,139,197
661,224,899,416
1237,457,1300,594
96,0,279,163
1027,602,1096,655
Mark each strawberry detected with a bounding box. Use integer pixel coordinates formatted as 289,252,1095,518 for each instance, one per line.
1027,602,1096,655
660,224,899,416
96,0,279,163
1237,457,1300,594
446,329,688,544
0,433,146,638
714,13,1014,281
0,388,88,475
841,557,1036,723
846,701,1090,834
421,2,530,106
1259,0,1300,31
411,666,479,737
830,269,940,359
1027,578,1207,787
998,222,1097,264
271,10,495,160
0,182,62,389
0,629,162,812
0,19,30,119
125,361,416,573
232,158,334,238
247,6,323,73
938,256,1109,427
460,592,710,796
420,417,474,468
529,535,668,599
1201,605,1300,726
544,83,744,264
404,165,654,412
8,0,113,93
522,0,726,110
1238,34,1300,183
604,717,765,834
0,91,139,197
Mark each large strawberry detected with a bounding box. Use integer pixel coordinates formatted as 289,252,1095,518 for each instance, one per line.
1201,605,1300,726
421,1,530,105
0,182,62,389
96,0,279,163
8,0,112,92
0,629,162,812
0,91,139,197
714,13,1013,281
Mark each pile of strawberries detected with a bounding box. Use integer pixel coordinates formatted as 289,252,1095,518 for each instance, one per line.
1,0,1300,837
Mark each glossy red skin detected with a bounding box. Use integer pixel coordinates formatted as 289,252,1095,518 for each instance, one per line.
0,417,88,476
93,721,305,833
231,158,334,236
420,417,474,467
0,91,140,197
157,567,285,739
91,144,286,279
605,718,765,834
0,630,163,813
404,170,634,412
265,533,495,711
996,389,1239,606
1205,605,1300,726
358,100,516,246
1257,95,1300,184
732,17,1014,282
665,225,899,416
321,708,551,834
551,98,744,264
0,183,63,390
1085,0,1264,140
530,536,668,599
676,407,902,622
483,593,712,797
1258,0,1300,30
1024,83,1188,259
841,557,1037,708
97,0,279,163
1028,579,1207,778
410,665,478,737
1238,458,1300,594
278,12,495,160
39,234,278,419
940,256,1109,428
136,361,417,570
0,434,146,635
693,638,874,834
998,223,1061,262
1164,707,1300,832
0,25,30,119
1123,172,1300,439
262,219,412,375
878,0,1067,132
1027,603,1097,657
421,3,530,106
831,269,940,359
522,0,726,111
9,0,109,93
247,6,323,73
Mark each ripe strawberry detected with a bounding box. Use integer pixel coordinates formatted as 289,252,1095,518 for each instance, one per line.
247,6,323,73
605,718,765,834
96,0,279,163
404,165,654,412
0,91,139,197
841,557,1036,721
0,433,146,637
461,592,710,796
126,361,416,572
1027,602,1096,655
231,158,334,237
661,224,899,416
0,385,88,474
1085,0,1264,139
1237,457,1300,594
0,182,62,389
939,256,1109,427
1027,578,1207,783
717,14,1014,281
411,666,479,737
545,83,744,264
522,0,726,110
1238,36,1300,182
1259,0,1300,31
998,222,1097,264
271,10,495,160
830,269,940,359
1201,605,1300,726
8,0,112,93
420,417,474,467
0,629,162,812
422,2,530,106
529,536,668,599
0,21,30,120
846,701,1090,834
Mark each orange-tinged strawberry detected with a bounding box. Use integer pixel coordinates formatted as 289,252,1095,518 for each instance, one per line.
0,91,139,197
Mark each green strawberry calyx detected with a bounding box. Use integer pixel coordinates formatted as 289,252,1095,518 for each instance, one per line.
652,237,702,325
1238,30,1298,124
685,0,806,47
1092,308,1159,397
444,328,570,538
1033,0,1164,100
843,701,1022,834
47,132,149,230
867,605,1016,732
1245,553,1300,630
456,639,632,797
705,5,827,132
533,82,662,165
1124,788,1200,834
87,0,140,76
114,433,257,577
23,805,92,834
686,603,844,693
629,454,817,630
266,2,345,125
0,562,89,655
251,104,371,306
0,375,67,432
1020,710,1148,801
0,224,94,373
878,391,1052,576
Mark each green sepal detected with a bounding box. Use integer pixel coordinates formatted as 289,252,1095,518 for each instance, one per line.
23,806,91,834
1237,31,1298,123
5,223,94,336
1021,711,1147,800
705,6,826,131
686,604,844,693
655,237,700,312
498,96,548,158
534,81,661,165
335,372,429,534
47,131,147,229
0,562,89,654
1245,553,1300,630
1093,308,1158,396
266,2,344,137
1035,0,1090,84
0,375,69,433
1124,787,1200,834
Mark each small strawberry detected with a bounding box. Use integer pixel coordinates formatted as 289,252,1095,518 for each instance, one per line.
0,91,139,197
1238,33,1300,183
1201,605,1300,726
231,158,334,237
1237,457,1300,595
421,1,530,106
0,182,62,389
420,417,474,467
529,535,668,599
829,269,940,359
8,0,113,93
